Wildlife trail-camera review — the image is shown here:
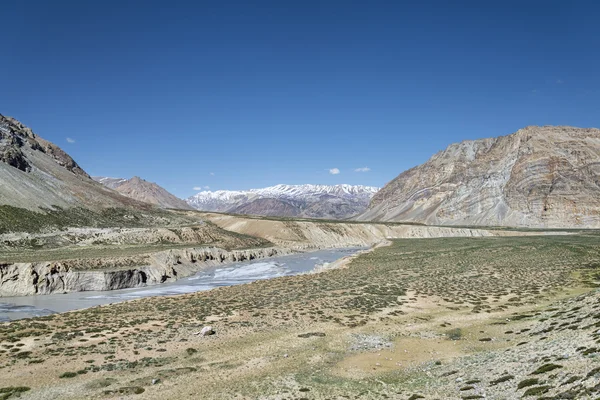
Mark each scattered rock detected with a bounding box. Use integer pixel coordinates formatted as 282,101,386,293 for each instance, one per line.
200,326,215,336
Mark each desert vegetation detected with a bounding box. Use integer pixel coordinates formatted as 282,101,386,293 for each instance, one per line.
1,235,599,399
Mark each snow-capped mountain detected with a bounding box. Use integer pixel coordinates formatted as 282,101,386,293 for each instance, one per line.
186,184,379,219
93,177,128,190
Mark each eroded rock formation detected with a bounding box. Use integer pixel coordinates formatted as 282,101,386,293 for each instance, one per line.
359,126,600,227
0,247,288,297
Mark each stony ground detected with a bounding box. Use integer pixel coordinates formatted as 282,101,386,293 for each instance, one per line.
1,235,599,399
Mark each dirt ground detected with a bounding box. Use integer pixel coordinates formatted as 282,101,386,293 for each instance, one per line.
1,235,599,400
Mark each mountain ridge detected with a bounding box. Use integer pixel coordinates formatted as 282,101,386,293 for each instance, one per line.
0,114,151,212
187,184,379,219
358,125,600,227
93,176,193,210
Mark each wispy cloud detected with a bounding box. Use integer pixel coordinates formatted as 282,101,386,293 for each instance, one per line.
66,137,75,143
209,172,215,176
193,186,203,191
354,167,371,172
329,168,340,175
556,79,564,84
204,186,210,189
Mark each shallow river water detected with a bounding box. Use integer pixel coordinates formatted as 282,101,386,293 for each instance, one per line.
0,247,362,321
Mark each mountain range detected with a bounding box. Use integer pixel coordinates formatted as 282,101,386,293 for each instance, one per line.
359,125,600,228
186,184,380,219
2,114,599,228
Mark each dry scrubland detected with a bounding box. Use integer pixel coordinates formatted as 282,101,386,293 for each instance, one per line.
1,234,600,399
1,211,533,297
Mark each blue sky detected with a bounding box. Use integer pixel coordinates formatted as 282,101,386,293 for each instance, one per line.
2,1,599,198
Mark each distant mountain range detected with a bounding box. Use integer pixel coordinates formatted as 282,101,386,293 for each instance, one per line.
186,184,380,219
93,176,193,210
358,126,600,228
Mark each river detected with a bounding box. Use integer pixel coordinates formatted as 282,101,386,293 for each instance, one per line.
0,247,362,321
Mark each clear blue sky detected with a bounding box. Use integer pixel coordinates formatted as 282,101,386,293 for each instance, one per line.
2,1,599,198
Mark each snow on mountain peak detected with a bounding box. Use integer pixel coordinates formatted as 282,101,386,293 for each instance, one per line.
186,184,380,219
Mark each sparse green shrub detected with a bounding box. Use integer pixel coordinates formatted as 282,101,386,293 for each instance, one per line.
531,364,562,375
446,328,463,340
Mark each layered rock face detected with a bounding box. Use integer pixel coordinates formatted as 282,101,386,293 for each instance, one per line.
359,126,600,228
0,246,289,297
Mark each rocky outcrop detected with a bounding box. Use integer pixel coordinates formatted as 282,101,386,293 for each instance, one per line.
0,246,289,297
358,126,600,228
1,115,88,178
0,114,153,212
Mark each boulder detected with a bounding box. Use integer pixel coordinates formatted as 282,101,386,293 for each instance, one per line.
200,326,215,336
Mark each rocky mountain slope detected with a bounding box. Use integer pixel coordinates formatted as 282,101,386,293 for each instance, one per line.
0,114,149,212
94,176,193,210
187,184,379,219
359,126,600,228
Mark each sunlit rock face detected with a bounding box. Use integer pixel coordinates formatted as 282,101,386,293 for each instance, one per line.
0,114,152,211
359,126,600,228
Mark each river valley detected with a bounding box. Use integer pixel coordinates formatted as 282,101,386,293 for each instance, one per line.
0,247,361,321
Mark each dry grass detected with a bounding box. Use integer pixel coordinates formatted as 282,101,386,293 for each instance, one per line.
1,235,599,399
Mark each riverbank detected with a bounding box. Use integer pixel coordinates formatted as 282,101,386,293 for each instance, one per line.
311,240,392,273
0,248,362,321
0,246,292,297
0,214,575,300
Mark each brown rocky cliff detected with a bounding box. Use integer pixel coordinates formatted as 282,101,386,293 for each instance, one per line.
358,126,600,228
0,114,152,211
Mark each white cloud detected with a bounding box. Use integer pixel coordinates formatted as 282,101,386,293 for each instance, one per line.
66,137,75,143
204,186,210,189
329,168,340,175
209,172,215,176
354,167,371,172
193,186,203,191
